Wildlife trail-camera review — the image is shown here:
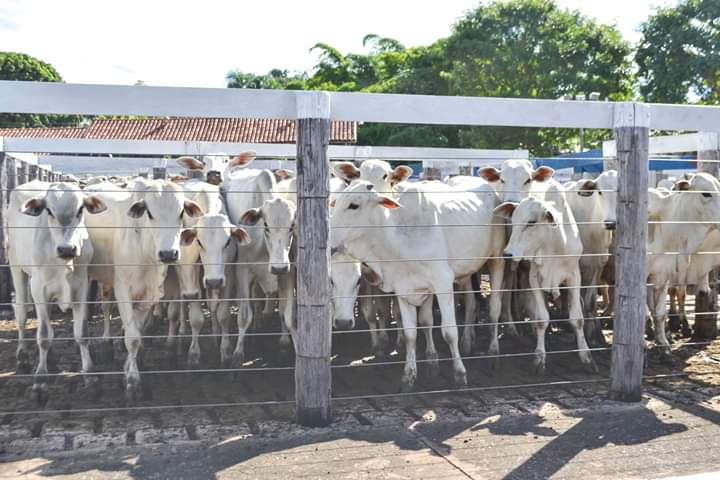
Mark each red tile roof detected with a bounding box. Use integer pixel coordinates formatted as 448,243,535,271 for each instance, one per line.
0,117,357,144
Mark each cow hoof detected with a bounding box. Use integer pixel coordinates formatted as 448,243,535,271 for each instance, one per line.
489,356,500,373
231,352,245,369
31,384,49,405
125,384,141,403
187,353,201,370
657,349,674,366
427,359,440,379
400,375,416,393
16,358,32,375
533,360,546,376
454,371,468,388
586,358,599,374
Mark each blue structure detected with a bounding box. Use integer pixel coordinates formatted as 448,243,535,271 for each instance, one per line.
534,149,696,173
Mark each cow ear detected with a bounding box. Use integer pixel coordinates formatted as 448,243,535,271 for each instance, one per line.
478,167,501,182
180,228,197,246
673,180,690,191
240,208,262,225
378,196,402,209
333,162,361,183
183,200,204,218
533,166,555,182
176,156,204,171
330,198,337,208
128,200,147,218
229,151,256,168
578,180,597,197
493,202,518,219
544,210,556,225
169,174,188,183
83,195,107,214
390,165,412,186
231,227,252,246
361,263,382,287
275,169,295,179
21,197,46,216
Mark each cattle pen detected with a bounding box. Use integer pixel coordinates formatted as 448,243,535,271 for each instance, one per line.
1,82,720,464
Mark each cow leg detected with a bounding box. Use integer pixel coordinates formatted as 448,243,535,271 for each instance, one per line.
419,297,438,378
233,270,253,367
30,283,52,403
71,273,97,390
487,259,504,370
217,300,233,368
360,293,381,357
185,300,204,368
277,271,296,352
11,267,31,373
436,287,467,387
457,277,476,356
528,272,549,374
501,262,519,337
676,285,691,337
653,285,672,360
376,295,391,355
567,274,596,371
396,297,418,392
393,298,405,354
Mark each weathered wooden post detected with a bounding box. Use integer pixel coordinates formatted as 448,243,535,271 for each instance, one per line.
609,102,650,402
153,159,168,180
294,91,332,427
0,152,9,310
19,161,29,185
693,132,720,339
28,163,38,181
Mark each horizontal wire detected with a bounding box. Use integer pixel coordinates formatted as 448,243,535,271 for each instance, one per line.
0,296,290,307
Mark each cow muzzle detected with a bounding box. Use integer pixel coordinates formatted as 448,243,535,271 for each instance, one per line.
206,171,222,186
56,245,78,259
334,318,354,330
604,220,617,231
270,264,290,275
158,249,180,264
204,278,225,290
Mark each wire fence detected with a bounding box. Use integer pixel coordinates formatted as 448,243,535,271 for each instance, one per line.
0,142,719,427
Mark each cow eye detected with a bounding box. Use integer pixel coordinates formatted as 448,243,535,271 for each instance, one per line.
382,174,388,180
524,179,531,185
500,179,505,184
76,206,84,218
46,208,54,218
527,220,537,226
197,239,204,249
224,238,232,248
703,193,712,198
598,191,603,196
348,203,360,210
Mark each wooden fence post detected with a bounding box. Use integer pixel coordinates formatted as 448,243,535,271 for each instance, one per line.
609,102,650,402
295,91,332,427
693,132,720,339
0,152,9,311
28,164,38,182
19,161,28,185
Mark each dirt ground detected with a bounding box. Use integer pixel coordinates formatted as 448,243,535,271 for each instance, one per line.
1,297,720,478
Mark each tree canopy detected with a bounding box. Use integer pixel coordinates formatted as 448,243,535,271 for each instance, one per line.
227,0,633,155
0,52,79,128
636,0,720,103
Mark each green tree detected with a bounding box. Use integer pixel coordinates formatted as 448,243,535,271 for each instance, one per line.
0,52,80,128
636,0,720,103
226,69,307,90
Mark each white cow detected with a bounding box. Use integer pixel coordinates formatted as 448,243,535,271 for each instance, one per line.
647,173,720,355
176,151,256,186
331,180,506,390
85,179,203,399
7,180,107,399
333,159,413,194
564,170,618,346
494,186,596,373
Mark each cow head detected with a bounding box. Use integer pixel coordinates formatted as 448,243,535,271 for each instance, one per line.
22,182,107,260
329,180,401,254
180,214,250,290
177,150,256,186
577,170,618,231
127,180,204,264
494,197,559,262
241,197,296,275
333,159,412,194
479,159,554,203
330,253,383,331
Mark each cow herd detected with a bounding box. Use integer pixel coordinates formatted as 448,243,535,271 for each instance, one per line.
5,153,720,402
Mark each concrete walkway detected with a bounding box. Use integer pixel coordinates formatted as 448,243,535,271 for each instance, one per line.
2,394,720,479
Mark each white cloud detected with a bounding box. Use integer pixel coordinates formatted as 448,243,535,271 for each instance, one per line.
0,0,669,88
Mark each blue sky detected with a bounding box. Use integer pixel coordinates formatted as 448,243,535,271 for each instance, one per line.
0,0,673,88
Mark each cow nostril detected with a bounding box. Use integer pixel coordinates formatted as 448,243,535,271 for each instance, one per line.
56,245,77,259
158,250,179,263
604,221,617,231
503,252,513,259
205,278,224,290
270,265,290,275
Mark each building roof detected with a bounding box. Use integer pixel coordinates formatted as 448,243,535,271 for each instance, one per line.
0,117,357,144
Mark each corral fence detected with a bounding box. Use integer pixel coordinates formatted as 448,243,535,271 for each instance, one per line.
0,81,718,427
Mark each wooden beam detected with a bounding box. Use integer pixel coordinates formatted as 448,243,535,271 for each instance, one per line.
609,102,650,402
294,91,332,427
0,152,9,309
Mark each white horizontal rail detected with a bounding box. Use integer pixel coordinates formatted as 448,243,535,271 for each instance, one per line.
3,136,527,160
603,132,712,157
2,81,720,131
